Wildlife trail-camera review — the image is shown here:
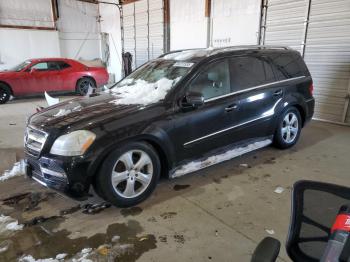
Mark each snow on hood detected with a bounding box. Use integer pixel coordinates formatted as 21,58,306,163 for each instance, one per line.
110,77,179,106
0,160,25,182
172,139,272,178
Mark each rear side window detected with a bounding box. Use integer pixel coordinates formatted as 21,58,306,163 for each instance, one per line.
56,61,71,70
229,56,276,91
268,52,308,80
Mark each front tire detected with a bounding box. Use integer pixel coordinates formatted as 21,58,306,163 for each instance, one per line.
273,107,302,149
0,83,11,104
95,142,161,207
76,77,96,96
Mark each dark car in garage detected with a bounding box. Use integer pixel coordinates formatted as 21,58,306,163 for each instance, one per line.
0,58,109,104
24,46,315,207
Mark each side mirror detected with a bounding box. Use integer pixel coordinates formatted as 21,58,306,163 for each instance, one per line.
30,68,37,74
181,92,204,108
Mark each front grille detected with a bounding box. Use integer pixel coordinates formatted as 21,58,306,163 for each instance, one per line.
25,127,48,157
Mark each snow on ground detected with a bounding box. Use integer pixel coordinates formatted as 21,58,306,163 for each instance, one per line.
0,215,24,234
110,77,179,106
20,248,91,262
0,160,25,182
172,139,272,178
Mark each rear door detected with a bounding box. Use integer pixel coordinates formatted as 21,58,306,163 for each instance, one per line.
226,54,283,140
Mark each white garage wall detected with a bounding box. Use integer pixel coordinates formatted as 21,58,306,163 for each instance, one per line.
170,0,208,50
57,0,101,60
99,0,123,81
211,0,261,47
0,29,60,71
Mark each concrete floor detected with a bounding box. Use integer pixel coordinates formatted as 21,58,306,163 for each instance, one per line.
0,97,349,261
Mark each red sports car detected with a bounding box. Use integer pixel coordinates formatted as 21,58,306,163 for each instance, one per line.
0,58,109,104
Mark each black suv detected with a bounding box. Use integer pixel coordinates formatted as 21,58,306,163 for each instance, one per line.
25,46,315,207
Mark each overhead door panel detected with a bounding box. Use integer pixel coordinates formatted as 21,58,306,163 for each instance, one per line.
304,0,350,123
122,0,164,70
149,0,164,59
263,0,350,123
264,0,307,52
123,3,136,69
135,0,149,67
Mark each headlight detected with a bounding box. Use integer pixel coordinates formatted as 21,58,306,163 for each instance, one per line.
50,130,96,156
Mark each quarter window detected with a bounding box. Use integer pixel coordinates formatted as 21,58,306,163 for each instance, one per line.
229,56,276,91
268,53,306,80
188,59,231,100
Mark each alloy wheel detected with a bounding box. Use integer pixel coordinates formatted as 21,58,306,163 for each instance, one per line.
111,150,153,198
0,89,9,103
281,112,299,143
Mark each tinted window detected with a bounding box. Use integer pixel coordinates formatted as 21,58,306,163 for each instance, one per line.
47,62,61,70
229,56,276,91
56,61,71,70
268,52,308,80
188,59,230,100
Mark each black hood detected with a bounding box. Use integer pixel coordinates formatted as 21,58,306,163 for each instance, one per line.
29,93,154,132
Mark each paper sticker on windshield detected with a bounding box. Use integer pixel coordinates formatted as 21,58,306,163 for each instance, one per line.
173,62,194,68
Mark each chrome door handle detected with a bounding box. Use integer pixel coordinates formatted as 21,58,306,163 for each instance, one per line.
225,104,239,112
273,89,283,96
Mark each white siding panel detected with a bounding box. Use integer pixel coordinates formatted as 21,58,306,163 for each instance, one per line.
122,0,164,68
264,0,308,52
304,0,350,123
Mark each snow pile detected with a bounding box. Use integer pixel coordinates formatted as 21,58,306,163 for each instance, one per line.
19,248,92,262
110,77,178,105
0,215,24,234
172,139,272,177
0,160,26,182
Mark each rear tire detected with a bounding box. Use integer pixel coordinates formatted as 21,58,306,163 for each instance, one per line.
0,83,11,104
76,77,96,96
273,107,302,149
95,142,161,207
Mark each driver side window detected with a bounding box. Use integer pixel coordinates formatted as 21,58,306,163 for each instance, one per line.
31,62,49,71
188,59,231,100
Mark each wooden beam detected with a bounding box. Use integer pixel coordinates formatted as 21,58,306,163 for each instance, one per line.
121,0,140,5
205,0,211,17
0,24,56,31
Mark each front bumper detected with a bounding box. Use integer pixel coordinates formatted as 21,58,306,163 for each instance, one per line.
25,154,91,194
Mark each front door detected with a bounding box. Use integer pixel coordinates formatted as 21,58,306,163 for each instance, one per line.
169,58,239,162
25,62,62,93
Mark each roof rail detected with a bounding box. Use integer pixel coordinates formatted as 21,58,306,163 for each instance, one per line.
223,45,290,50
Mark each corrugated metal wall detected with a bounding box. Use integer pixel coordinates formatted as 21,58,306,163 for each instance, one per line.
263,0,350,123
122,0,164,69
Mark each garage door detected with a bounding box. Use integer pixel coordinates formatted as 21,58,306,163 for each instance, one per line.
263,0,350,123
122,0,164,69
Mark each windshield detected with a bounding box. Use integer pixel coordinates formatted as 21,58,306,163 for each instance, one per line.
109,59,193,105
9,60,31,72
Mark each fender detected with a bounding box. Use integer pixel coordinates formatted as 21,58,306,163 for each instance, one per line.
86,124,176,178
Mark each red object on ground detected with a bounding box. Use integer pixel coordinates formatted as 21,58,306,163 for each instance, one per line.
0,58,108,96
331,214,350,233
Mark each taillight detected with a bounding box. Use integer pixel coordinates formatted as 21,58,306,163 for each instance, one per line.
309,83,314,96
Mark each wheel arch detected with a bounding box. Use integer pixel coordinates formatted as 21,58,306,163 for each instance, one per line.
76,76,97,89
0,81,13,95
87,134,172,183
